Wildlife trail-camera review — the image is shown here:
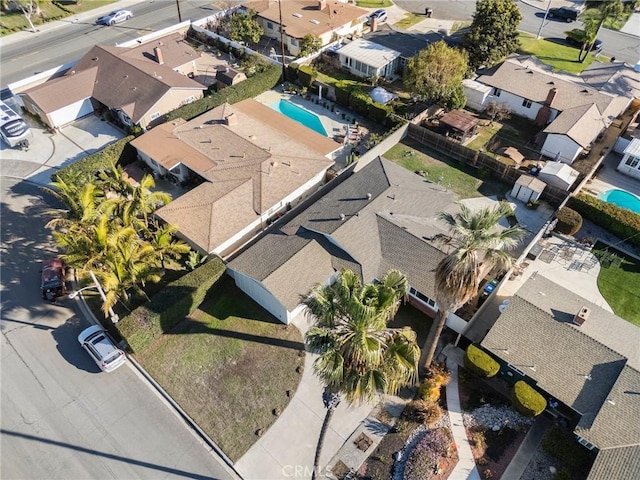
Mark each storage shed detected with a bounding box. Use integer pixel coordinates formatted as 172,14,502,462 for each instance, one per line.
438,110,479,143
511,175,546,203
538,162,579,190
462,78,492,112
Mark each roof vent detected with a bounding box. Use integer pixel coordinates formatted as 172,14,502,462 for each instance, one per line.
366,192,372,200
310,19,320,24
340,213,346,221
573,306,590,326
293,12,303,18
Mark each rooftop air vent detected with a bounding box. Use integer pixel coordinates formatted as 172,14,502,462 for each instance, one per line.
573,306,590,326
366,192,372,200
310,19,320,24
340,213,346,221
293,13,303,18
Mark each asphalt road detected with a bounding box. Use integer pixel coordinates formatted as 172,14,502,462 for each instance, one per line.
395,0,640,65
0,177,235,479
0,0,228,89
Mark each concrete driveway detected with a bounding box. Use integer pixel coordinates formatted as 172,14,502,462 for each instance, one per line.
0,113,124,186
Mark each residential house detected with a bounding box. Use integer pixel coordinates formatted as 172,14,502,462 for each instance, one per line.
244,0,368,57
337,24,435,81
131,99,338,257
481,274,640,480
617,138,640,181
474,55,632,164
19,33,205,130
227,157,465,325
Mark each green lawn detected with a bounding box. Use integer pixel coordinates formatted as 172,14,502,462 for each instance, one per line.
135,276,305,462
356,0,392,7
592,242,640,327
383,141,507,199
517,33,608,74
394,13,424,30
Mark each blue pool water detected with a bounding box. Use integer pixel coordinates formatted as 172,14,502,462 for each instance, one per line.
269,99,327,136
598,189,640,214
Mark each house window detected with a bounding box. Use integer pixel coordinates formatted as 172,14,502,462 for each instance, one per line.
577,437,595,450
150,112,161,121
522,99,532,108
625,156,640,169
267,22,274,30
183,96,196,105
290,38,298,46
409,287,437,308
494,88,502,97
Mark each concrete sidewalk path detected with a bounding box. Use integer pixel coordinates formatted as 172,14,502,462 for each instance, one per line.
445,349,481,480
501,415,552,480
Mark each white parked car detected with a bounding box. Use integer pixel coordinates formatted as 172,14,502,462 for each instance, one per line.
96,10,133,26
78,325,126,373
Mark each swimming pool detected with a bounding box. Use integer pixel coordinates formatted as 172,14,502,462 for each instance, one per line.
598,189,640,214
269,99,327,136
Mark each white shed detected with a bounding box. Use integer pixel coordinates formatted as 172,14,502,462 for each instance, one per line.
511,175,546,203
463,79,492,112
538,162,579,191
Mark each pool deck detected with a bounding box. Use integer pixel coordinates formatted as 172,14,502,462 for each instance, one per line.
585,151,640,200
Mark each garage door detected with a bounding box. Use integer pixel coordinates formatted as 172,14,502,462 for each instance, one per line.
49,98,94,128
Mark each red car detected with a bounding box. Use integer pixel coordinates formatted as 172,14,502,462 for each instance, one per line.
41,259,66,299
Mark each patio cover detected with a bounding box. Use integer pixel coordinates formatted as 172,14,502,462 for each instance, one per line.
498,146,525,164
369,86,398,105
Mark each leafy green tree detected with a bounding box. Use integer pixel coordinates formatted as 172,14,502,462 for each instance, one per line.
227,10,263,45
463,0,522,69
298,34,322,58
302,269,419,480
403,41,469,107
421,204,525,370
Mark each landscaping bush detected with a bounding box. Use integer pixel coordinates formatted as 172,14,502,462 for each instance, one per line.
117,257,226,353
554,206,583,235
418,379,441,403
165,63,282,122
368,101,392,125
349,89,370,117
52,136,136,184
427,362,451,386
405,400,444,427
568,193,640,248
464,344,500,378
287,63,300,83
334,80,353,106
297,65,318,87
542,425,593,475
511,380,546,416
403,428,454,478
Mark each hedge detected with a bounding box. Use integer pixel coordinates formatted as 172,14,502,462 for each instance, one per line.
297,65,318,87
52,136,136,184
117,257,226,353
512,380,547,416
568,193,640,248
349,89,370,117
555,206,583,235
164,62,282,122
463,344,500,378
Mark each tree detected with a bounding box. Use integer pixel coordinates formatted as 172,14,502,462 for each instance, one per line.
302,269,419,479
146,220,191,271
579,0,623,63
485,100,511,125
463,0,522,69
17,0,41,33
420,204,525,370
227,10,263,45
298,34,322,58
403,41,469,107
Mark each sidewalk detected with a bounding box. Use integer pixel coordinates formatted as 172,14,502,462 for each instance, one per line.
501,415,552,480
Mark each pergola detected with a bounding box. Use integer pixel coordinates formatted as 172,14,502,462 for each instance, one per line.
438,110,479,143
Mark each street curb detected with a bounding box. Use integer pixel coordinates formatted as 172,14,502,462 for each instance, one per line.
70,276,242,480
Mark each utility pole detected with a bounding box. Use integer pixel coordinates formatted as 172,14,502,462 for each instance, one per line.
278,0,287,81
536,0,552,40
176,0,182,23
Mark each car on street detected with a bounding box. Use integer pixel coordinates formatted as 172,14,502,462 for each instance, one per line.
78,325,126,372
367,9,387,25
547,7,578,22
41,258,66,299
565,29,603,50
95,10,133,26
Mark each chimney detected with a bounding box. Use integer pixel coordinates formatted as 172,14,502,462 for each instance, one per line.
534,87,558,126
544,87,558,107
573,306,590,326
370,16,378,32
317,0,326,10
154,47,164,65
225,113,238,126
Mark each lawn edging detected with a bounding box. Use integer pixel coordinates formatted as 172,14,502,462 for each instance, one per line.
117,257,226,353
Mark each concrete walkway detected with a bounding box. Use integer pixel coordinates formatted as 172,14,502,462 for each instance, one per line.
444,347,481,480
501,415,552,480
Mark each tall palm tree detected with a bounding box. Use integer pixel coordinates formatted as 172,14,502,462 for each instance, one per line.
420,203,525,371
145,220,191,271
302,269,419,480
580,0,623,63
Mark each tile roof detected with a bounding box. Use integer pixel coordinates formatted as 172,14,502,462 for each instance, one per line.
228,157,457,311
132,99,335,253
245,0,367,39
23,33,204,122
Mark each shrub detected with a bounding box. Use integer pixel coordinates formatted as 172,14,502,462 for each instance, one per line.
555,206,583,235
464,344,500,378
427,362,451,387
511,380,547,416
334,80,353,106
349,89,370,116
418,379,441,403
404,428,453,479
164,63,281,122
405,400,443,427
368,101,392,124
52,136,136,184
297,65,318,87
117,257,226,353
542,425,594,474
568,193,640,248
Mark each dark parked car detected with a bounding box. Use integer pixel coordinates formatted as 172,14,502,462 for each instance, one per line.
565,29,603,50
548,7,578,22
41,258,66,299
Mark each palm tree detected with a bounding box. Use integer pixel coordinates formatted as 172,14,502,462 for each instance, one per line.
146,220,191,271
302,269,419,480
579,0,623,63
420,203,525,371
44,180,104,229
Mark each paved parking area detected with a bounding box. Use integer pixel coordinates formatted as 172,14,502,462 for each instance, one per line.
0,113,124,186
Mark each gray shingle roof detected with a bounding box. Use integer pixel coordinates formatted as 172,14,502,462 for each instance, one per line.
228,157,457,310
543,103,605,148
364,25,437,59
588,443,640,480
